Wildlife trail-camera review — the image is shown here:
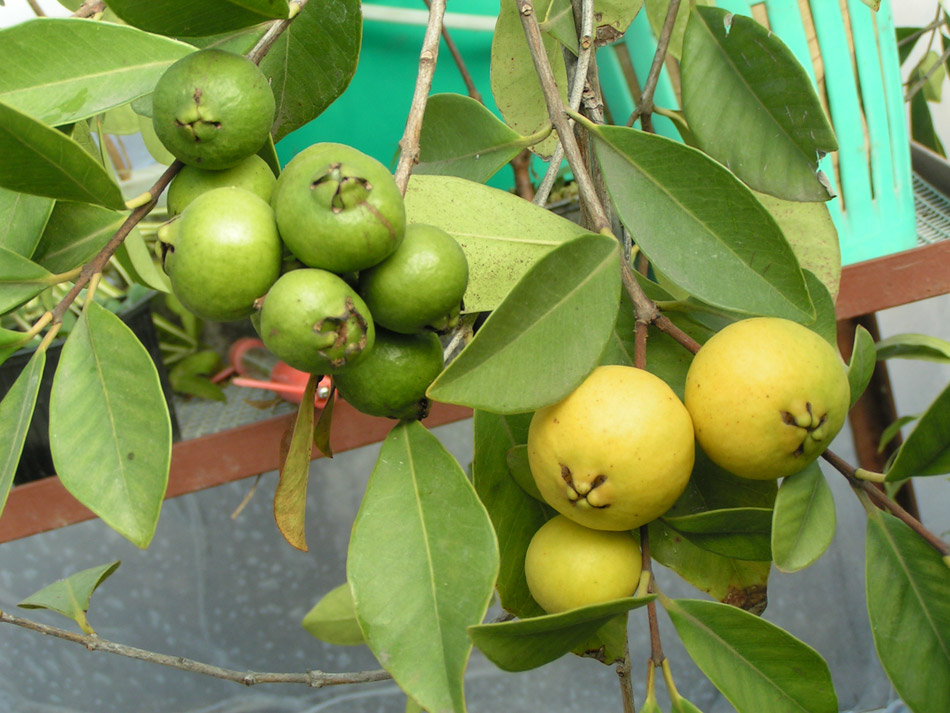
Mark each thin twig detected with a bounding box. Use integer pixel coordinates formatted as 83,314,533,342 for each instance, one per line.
71,0,105,18
0,611,390,688
617,634,636,713
394,0,447,194
26,0,46,16
422,0,482,102
627,0,681,129
821,449,950,557
639,525,665,666
248,0,309,65
905,42,950,103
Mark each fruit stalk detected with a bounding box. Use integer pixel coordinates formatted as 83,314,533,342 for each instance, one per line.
639,525,667,666
626,0,682,131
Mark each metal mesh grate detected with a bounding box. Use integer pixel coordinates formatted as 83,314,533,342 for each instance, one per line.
174,382,296,441
913,172,950,245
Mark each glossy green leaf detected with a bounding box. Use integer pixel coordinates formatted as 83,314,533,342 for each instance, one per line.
0,187,54,258
876,333,950,363
645,0,712,60
885,381,950,480
348,421,498,713
866,509,950,713
19,560,120,635
537,0,577,52
0,19,193,126
0,350,45,519
591,124,815,322
469,597,652,672
32,201,125,274
106,0,289,37
0,100,125,209
0,247,55,315
490,0,567,158
404,175,588,312
879,414,920,454
427,234,621,413
417,94,543,184
194,0,361,142
662,508,773,561
681,7,837,201
848,326,876,408
49,302,172,549
302,582,365,646
770,463,835,572
473,411,550,618
663,597,838,713
274,374,317,551
802,270,836,346
506,444,544,502
113,229,172,293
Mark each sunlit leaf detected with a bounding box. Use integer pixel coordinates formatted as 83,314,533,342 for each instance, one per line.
106,0,289,37
876,333,950,363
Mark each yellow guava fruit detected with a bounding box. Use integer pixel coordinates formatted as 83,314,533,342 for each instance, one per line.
527,365,695,531
684,317,850,480
524,515,642,614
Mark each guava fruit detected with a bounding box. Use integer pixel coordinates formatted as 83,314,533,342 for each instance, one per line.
528,365,695,531
333,328,443,420
684,317,850,480
358,223,468,334
259,268,375,375
160,186,281,322
152,49,275,170
166,155,276,215
272,143,406,273
524,515,642,614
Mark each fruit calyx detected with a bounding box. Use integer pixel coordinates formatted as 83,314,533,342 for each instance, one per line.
780,401,831,456
560,464,610,510
311,296,369,369
173,91,222,143
311,163,373,213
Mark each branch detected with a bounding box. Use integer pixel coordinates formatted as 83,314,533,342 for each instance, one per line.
72,0,105,18
639,525,665,666
394,0,447,194
905,41,950,103
627,0,681,130
0,610,390,688
422,0,481,102
616,634,636,713
248,0,309,65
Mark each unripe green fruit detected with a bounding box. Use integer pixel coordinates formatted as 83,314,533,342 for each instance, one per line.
259,268,375,374
166,155,276,215
333,329,444,420
524,515,642,614
152,49,275,170
272,143,406,273
160,186,281,322
358,223,468,334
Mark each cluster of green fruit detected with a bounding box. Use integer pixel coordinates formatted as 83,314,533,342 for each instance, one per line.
523,318,851,614
151,49,468,420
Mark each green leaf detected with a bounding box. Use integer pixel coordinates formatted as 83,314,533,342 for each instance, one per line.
169,373,226,402
106,0,289,37
0,187,54,258
911,90,944,157
417,94,542,184
19,560,120,635
32,201,125,274
663,597,838,713
274,374,317,551
661,508,773,561
313,386,335,458
468,597,654,672
896,28,921,66
537,0,577,52
348,421,498,713
886,381,950,480
490,0,567,159
0,19,193,126
49,302,172,549
0,350,45,519
681,7,837,201
506,444,544,502
879,414,920,454
404,174,588,312
916,51,946,103
112,229,172,293
473,411,550,618
0,100,125,209
876,333,950,363
802,270,836,347
770,463,836,572
848,325,877,408
427,234,621,413
302,582,365,646
591,124,815,322
194,0,361,143
645,0,713,60
0,246,54,315
592,0,642,41
866,510,950,713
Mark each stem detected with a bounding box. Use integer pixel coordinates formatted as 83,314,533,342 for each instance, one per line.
26,0,46,16
72,1,105,18
639,524,665,666
854,467,887,483
422,0,482,102
905,42,950,102
822,449,950,557
617,633,636,713
627,0,681,129
247,0,310,65
0,611,391,689
394,0,447,194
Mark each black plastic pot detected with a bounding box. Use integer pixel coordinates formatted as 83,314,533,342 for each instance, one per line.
0,295,181,485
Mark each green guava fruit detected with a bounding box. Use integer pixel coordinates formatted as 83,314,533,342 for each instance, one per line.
166,155,276,215
272,143,406,273
259,268,375,374
358,223,468,334
160,186,282,322
684,317,851,480
333,328,443,420
152,49,275,170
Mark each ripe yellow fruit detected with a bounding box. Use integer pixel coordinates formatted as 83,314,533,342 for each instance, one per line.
684,317,850,480
527,365,695,531
524,515,642,614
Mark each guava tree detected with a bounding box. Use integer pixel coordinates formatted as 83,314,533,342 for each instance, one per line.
1,1,949,713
